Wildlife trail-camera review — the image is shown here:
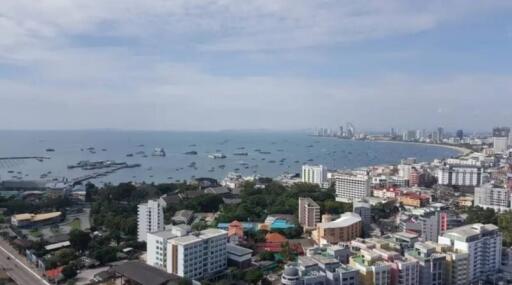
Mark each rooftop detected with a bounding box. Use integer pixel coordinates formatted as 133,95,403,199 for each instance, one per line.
112,261,181,285
317,212,362,229
442,223,499,242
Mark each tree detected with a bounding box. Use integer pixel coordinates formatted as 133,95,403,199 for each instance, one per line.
244,269,263,284
498,211,512,246
69,229,91,252
62,264,77,280
259,251,274,261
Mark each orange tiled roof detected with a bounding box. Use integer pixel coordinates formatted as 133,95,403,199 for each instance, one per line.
265,232,287,243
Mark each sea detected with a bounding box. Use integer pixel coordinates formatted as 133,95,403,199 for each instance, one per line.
0,130,460,185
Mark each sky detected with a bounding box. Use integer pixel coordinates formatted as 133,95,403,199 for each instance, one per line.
1,1,512,132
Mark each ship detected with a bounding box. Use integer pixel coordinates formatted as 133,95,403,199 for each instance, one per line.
152,148,166,157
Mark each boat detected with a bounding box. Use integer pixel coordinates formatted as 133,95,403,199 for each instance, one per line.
45,148,55,152
218,165,226,169
260,151,271,155
188,162,197,168
138,144,145,147
152,148,166,157
136,151,145,155
184,151,198,155
233,152,248,156
208,153,226,159
126,153,134,157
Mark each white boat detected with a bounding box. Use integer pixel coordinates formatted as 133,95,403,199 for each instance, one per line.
208,153,226,159
152,148,166,157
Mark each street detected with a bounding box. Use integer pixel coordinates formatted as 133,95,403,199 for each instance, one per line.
0,239,50,285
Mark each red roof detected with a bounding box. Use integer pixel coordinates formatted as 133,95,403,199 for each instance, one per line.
46,267,63,279
265,232,287,243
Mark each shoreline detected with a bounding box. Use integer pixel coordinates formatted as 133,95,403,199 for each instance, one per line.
367,139,472,156
312,135,472,157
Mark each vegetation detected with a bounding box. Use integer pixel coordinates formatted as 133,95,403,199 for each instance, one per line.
217,182,351,223
464,206,512,246
89,183,159,237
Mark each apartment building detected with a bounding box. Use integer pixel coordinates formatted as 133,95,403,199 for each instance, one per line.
137,200,164,242
298,197,321,230
167,229,228,280
335,173,371,202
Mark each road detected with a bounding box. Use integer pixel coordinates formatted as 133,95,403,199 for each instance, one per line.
0,239,50,285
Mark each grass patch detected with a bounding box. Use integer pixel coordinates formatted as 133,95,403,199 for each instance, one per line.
70,218,81,230
29,229,42,238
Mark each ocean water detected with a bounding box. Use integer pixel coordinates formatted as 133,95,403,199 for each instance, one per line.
0,130,459,185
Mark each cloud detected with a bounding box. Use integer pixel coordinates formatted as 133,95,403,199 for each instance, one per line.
0,1,511,131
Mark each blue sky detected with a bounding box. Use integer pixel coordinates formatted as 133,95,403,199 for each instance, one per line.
0,1,511,132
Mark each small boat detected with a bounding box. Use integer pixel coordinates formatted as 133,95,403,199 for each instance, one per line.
189,144,197,147
208,153,226,159
45,148,55,152
136,151,145,155
102,148,107,151
126,153,134,157
218,165,226,169
233,152,248,156
184,151,198,155
188,162,197,168
152,148,166,157
260,151,271,155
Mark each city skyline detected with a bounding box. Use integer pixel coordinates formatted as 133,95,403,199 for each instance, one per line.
1,1,512,131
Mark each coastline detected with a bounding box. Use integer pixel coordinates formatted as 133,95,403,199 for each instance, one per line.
365,139,472,157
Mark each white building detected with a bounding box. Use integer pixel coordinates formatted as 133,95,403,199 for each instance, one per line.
146,225,191,269
138,200,165,242
438,223,502,282
493,127,510,153
167,229,228,280
334,173,371,202
302,165,328,187
147,230,177,269
437,160,484,187
474,184,511,212
298,197,321,230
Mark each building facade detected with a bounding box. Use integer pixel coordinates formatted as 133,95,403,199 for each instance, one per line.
167,229,228,280
298,197,321,230
438,223,502,282
137,200,165,242
302,164,328,187
335,173,371,202
313,213,362,245
474,184,511,212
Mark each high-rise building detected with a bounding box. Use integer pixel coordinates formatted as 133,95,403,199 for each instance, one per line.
167,229,228,280
390,259,419,285
302,164,328,187
298,197,321,230
455,130,464,141
493,127,510,153
353,201,372,232
437,159,484,187
138,200,164,242
350,253,391,285
406,242,445,285
334,172,371,202
438,223,502,282
474,184,512,212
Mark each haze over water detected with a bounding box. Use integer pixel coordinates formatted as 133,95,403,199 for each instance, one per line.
0,130,460,185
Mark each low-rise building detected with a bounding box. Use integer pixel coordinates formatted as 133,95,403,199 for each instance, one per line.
313,212,362,245
11,212,62,228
